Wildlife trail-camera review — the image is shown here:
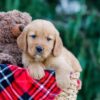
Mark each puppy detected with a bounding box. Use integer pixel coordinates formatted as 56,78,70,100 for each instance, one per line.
17,19,82,92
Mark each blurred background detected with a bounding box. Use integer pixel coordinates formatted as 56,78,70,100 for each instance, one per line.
0,0,100,100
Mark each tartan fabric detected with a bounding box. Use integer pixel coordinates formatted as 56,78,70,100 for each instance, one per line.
0,64,81,100
0,64,61,100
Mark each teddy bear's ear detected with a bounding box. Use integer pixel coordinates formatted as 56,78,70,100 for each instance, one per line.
17,28,28,52
11,24,25,38
19,24,25,32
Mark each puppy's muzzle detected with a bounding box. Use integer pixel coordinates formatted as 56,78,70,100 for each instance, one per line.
36,46,43,54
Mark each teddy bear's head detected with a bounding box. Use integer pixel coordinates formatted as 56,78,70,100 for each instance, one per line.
0,10,32,43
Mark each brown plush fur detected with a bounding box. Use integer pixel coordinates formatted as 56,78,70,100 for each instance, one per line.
0,10,32,66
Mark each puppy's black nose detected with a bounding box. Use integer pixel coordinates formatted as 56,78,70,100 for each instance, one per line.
36,46,43,53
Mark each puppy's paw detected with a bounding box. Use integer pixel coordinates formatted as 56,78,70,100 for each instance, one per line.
27,66,45,80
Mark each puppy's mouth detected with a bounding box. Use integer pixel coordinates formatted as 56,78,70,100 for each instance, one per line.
33,53,44,62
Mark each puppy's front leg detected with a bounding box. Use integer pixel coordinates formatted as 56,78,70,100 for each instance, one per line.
27,63,45,80
56,68,71,93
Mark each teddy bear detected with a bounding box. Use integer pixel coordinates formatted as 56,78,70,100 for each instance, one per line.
0,10,32,66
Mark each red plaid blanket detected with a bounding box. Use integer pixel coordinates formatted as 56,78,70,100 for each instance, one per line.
0,64,81,100
0,64,61,100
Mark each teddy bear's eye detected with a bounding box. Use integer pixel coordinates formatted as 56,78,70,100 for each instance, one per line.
47,37,52,41
31,35,36,39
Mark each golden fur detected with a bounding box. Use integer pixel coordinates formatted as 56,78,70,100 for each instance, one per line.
17,19,82,92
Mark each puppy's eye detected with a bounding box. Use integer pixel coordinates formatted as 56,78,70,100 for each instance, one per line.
47,37,52,41
31,35,36,39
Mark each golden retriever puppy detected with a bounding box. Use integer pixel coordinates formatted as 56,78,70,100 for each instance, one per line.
17,19,82,92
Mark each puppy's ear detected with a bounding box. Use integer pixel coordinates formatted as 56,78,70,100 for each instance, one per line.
17,29,27,52
53,34,63,56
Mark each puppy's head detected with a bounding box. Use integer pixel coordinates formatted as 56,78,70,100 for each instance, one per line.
17,19,63,61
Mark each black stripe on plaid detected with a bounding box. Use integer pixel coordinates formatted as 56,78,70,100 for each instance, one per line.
0,64,14,92
18,92,32,100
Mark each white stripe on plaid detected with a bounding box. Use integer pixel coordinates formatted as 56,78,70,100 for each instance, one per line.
41,82,56,100
0,65,23,100
29,71,56,100
0,83,13,100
